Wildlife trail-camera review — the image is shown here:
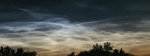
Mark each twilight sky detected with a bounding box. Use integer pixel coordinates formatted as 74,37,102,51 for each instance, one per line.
0,0,150,56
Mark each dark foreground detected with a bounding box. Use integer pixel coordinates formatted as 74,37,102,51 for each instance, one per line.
0,42,134,56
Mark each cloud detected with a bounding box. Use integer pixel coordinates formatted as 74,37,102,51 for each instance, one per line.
1,0,150,23
0,18,150,56
0,6,150,56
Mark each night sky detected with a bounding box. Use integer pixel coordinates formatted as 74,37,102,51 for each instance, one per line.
0,0,150,56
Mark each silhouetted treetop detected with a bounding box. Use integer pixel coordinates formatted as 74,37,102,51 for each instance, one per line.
0,46,37,56
68,42,135,56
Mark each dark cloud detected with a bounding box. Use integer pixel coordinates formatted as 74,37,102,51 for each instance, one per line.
1,33,24,38
0,28,15,33
0,28,28,34
0,0,150,23
88,23,150,32
71,37,89,41
34,24,62,31
53,38,66,42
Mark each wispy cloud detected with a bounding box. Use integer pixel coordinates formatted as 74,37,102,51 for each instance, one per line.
0,8,149,56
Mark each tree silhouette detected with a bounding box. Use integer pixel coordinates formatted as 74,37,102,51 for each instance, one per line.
68,42,135,56
67,52,75,56
0,46,37,56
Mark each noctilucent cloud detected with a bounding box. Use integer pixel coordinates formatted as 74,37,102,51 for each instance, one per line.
0,0,150,56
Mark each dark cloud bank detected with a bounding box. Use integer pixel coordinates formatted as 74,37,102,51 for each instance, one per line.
0,0,150,22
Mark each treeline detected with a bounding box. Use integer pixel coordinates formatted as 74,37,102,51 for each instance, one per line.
0,46,36,56
68,42,135,56
0,42,135,56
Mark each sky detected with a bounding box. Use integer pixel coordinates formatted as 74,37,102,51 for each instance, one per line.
0,0,150,56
